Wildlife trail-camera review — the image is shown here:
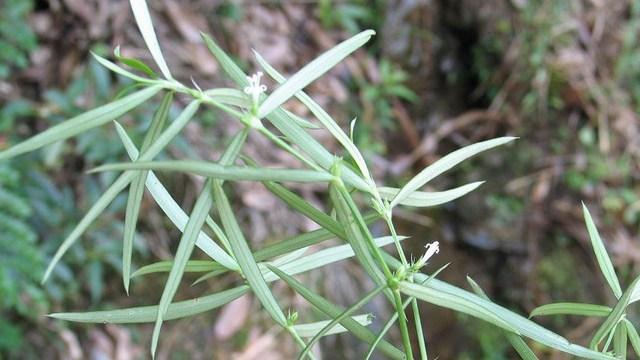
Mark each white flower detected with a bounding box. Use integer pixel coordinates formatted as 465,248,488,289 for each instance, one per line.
414,241,439,269
244,71,267,106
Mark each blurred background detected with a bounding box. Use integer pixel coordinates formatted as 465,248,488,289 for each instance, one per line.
1,0,640,359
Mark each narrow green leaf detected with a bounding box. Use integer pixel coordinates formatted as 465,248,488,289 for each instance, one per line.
390,137,516,208
613,321,627,359
330,183,387,291
270,247,309,266
257,30,375,118
148,121,251,353
283,110,320,129
624,319,640,357
582,203,623,298
265,181,341,235
42,173,133,282
467,277,538,360
201,32,250,88
243,157,343,237
267,264,405,360
299,285,386,359
254,50,371,181
114,45,158,78
378,181,484,208
204,88,250,108
293,314,373,338
40,96,198,282
0,85,161,160
92,52,152,83
50,285,249,323
131,260,222,278
254,212,379,262
116,122,239,270
590,274,640,350
129,0,172,79
92,160,334,183
194,227,388,285
201,32,369,192
123,91,173,293
262,236,405,282
128,129,245,359
400,280,519,334
212,182,287,326
151,179,216,357
191,269,228,285
529,303,612,318
382,254,615,360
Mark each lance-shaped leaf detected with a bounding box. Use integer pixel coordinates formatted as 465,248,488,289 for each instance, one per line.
382,254,615,360
262,236,405,282
92,52,152,83
43,173,131,282
582,203,623,298
329,183,387,291
204,88,250,108
150,127,248,357
400,280,518,334
378,181,484,208
590,274,640,350
40,101,201,283
92,161,334,184
268,264,405,359
122,91,173,293
257,30,375,118
299,285,386,359
131,260,222,278
530,303,612,318
254,50,371,181
242,157,343,237
200,32,370,192
467,276,538,360
293,314,373,338
390,137,516,208
50,285,249,323
613,322,627,359
624,319,640,357
114,45,158,78
117,124,238,270
151,180,215,357
0,85,161,161
212,182,287,326
129,0,172,79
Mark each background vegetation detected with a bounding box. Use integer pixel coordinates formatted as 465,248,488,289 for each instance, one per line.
1,0,639,358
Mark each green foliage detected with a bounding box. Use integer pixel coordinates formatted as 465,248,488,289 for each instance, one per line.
0,163,46,354
0,1,632,359
531,205,640,357
0,0,37,78
316,0,384,35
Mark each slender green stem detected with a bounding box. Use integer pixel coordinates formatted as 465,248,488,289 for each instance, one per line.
288,328,317,360
393,288,414,360
384,216,409,269
365,296,412,359
411,298,428,359
334,181,414,359
384,208,427,358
